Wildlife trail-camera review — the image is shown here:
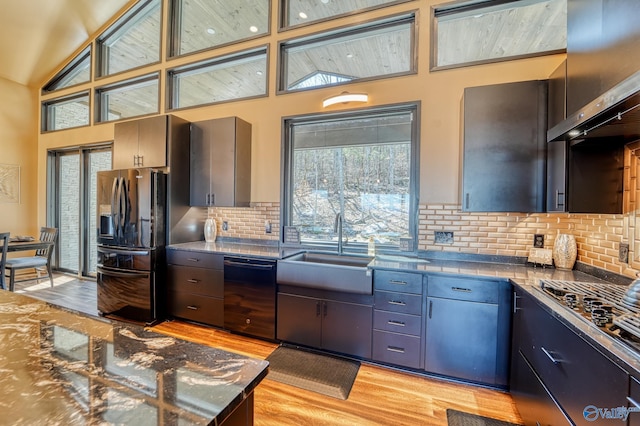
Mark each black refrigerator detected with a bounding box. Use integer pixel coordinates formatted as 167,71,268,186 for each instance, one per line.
96,168,166,324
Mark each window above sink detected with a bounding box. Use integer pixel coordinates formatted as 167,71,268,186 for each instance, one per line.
281,103,419,252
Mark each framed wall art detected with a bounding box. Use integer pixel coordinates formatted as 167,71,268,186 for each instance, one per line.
0,164,20,203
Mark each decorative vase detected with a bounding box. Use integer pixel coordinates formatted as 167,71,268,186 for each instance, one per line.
553,233,577,270
204,218,217,243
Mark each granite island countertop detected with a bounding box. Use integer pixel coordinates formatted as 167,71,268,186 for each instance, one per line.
0,290,268,425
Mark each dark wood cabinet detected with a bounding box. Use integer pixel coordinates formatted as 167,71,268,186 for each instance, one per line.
190,117,251,207
547,61,568,212
425,275,511,387
277,292,372,359
511,287,628,425
113,115,169,169
372,270,424,369
629,376,640,425
462,80,547,212
166,249,224,327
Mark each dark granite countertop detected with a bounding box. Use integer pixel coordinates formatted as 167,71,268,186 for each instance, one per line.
0,290,268,425
168,241,284,259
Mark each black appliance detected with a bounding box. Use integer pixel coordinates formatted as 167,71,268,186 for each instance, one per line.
96,168,166,324
537,279,640,354
223,257,276,340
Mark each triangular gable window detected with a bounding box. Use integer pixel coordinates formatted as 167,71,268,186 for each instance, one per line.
42,46,91,93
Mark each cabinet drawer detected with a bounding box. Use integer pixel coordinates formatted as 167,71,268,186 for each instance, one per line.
374,290,422,315
167,265,223,298
373,310,421,336
167,249,223,269
168,291,223,327
373,330,421,369
519,292,627,424
428,275,500,303
374,270,423,294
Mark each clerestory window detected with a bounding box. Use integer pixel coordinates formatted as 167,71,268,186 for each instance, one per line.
279,13,416,93
42,46,91,93
96,0,162,77
432,0,567,70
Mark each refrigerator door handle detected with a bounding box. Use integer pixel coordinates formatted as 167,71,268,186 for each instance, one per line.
117,177,127,240
111,177,119,239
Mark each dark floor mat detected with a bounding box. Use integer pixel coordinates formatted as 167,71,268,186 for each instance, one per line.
447,409,522,426
265,346,360,400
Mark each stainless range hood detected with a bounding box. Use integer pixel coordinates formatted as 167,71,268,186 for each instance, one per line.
547,70,640,143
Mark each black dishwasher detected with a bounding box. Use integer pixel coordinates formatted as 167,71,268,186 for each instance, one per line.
223,257,277,340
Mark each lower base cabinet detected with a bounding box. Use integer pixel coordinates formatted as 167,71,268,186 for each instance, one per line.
277,292,372,359
511,287,628,425
425,275,512,387
511,349,571,426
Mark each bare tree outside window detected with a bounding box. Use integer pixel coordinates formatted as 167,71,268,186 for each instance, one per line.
284,107,418,249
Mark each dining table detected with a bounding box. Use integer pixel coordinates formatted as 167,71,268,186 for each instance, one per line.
7,239,54,253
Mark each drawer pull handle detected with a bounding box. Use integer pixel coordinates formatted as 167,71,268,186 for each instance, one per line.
388,320,406,327
627,397,640,409
541,347,559,364
187,258,200,262
387,346,405,354
452,287,471,293
388,300,406,306
389,280,407,285
186,305,199,311
187,279,200,284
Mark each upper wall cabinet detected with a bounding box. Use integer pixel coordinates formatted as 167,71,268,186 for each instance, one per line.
190,117,251,207
461,80,548,213
566,0,640,115
547,61,568,212
113,115,169,169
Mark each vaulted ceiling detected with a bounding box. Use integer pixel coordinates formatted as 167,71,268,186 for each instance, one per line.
0,0,132,87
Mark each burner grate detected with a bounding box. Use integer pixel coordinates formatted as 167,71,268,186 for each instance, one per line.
614,313,640,340
540,279,638,315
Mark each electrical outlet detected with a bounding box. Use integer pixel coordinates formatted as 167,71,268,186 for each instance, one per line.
434,231,454,244
620,243,629,263
265,220,272,234
533,234,544,248
222,221,228,231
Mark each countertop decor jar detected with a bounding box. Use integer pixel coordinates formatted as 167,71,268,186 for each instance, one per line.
204,218,217,243
553,233,577,270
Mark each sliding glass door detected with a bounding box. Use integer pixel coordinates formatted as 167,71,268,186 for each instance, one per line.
48,146,112,277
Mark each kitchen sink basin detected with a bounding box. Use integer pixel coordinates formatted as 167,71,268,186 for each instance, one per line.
277,251,373,294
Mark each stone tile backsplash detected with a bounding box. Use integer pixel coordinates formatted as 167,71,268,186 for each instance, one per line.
208,202,639,278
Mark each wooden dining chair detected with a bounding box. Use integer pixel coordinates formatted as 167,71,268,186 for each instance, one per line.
0,232,9,290
5,227,58,292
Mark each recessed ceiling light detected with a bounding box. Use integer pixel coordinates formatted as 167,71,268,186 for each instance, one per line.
299,12,308,19
346,53,354,58
206,28,216,35
249,26,258,33
256,70,263,76
321,0,330,4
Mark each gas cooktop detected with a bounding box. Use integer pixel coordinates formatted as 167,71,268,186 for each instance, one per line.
539,279,640,355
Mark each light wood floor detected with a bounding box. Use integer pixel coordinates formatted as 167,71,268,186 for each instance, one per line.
14,273,523,426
